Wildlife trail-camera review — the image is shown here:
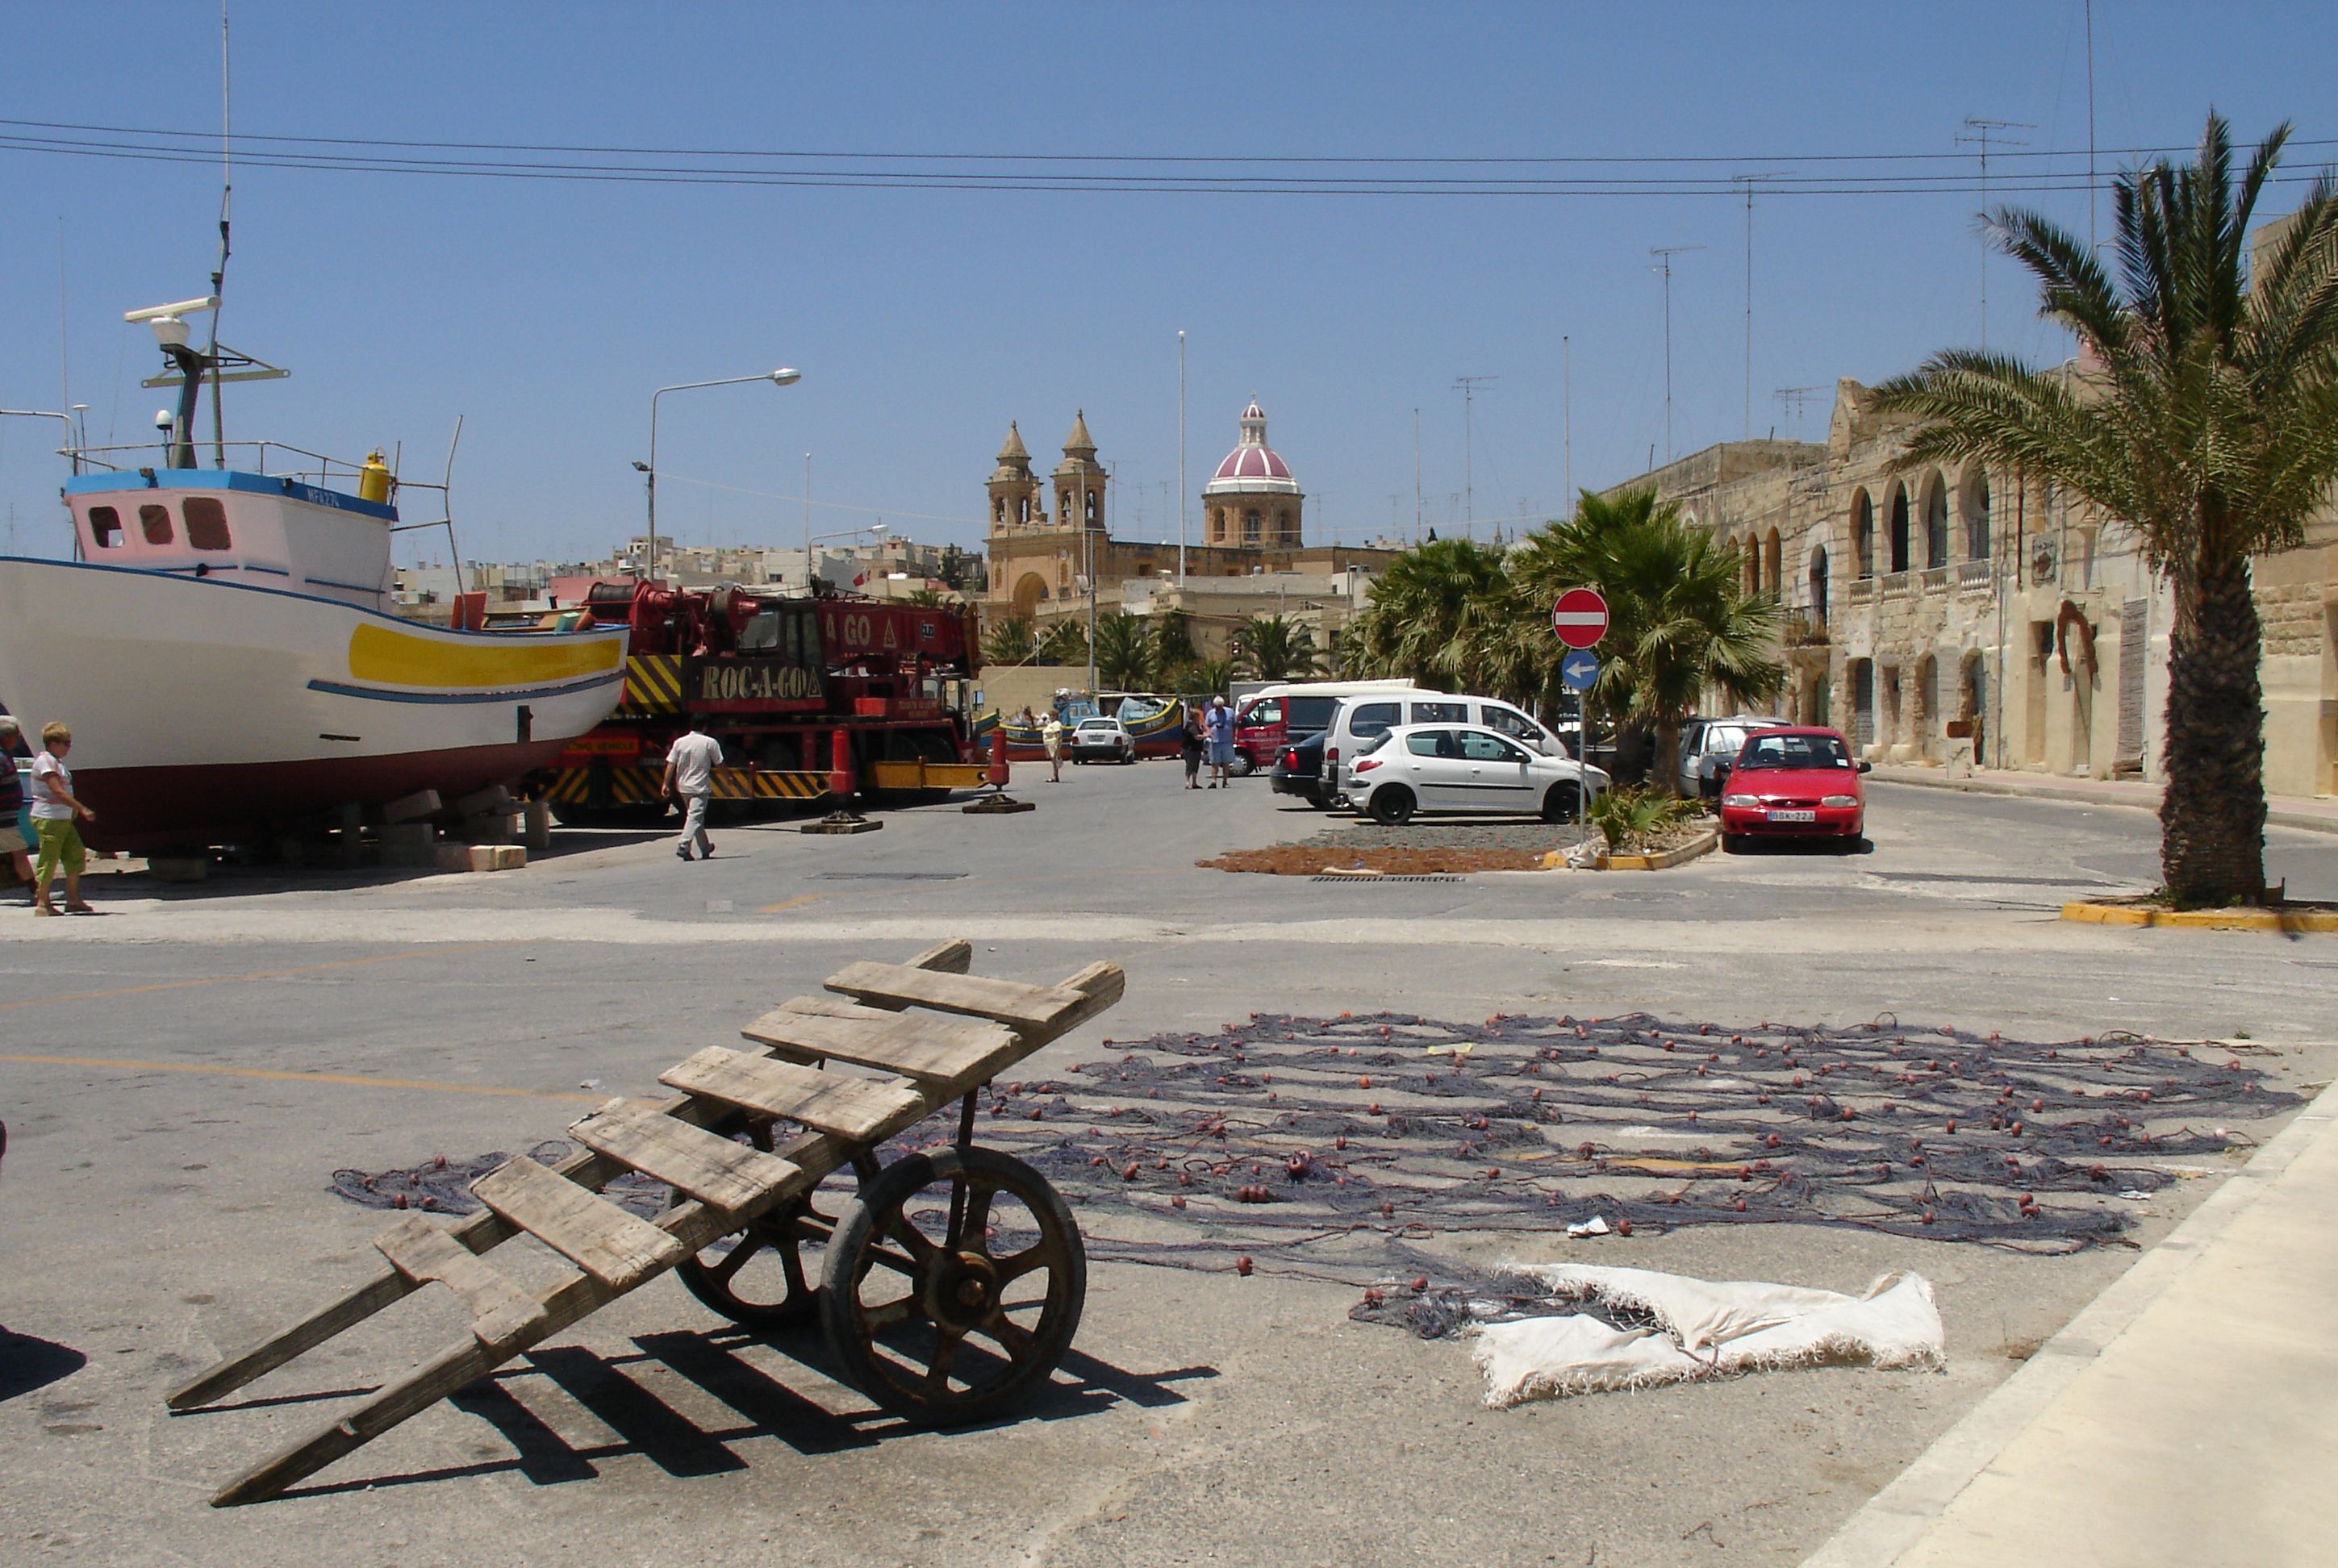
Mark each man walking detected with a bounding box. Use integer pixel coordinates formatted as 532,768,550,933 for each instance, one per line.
1042,711,1065,783
662,719,723,861
1204,695,1237,789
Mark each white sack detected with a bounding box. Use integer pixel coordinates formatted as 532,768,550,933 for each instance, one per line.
1469,1263,1944,1408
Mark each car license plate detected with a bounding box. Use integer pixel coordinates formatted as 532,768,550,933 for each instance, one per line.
1768,808,1817,824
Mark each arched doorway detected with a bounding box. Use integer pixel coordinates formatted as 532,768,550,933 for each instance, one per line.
1923,473,1950,569
1960,651,1988,766
1960,467,1992,561
1850,659,1876,749
1851,489,1874,578
1012,573,1049,620
1914,653,1939,758
1764,528,1782,595
1808,545,1830,627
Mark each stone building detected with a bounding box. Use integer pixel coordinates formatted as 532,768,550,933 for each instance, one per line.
1605,375,2336,798
980,406,1394,637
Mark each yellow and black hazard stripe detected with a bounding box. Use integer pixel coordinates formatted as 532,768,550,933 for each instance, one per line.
621,653,684,713
709,767,829,801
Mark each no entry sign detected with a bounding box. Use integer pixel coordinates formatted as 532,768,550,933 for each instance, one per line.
1551,588,1609,649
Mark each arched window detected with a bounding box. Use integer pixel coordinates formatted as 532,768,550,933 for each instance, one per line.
1889,484,1911,574
1851,490,1874,579
1742,537,1760,597
992,497,1004,523
1763,528,1782,595
1244,509,1262,543
1923,474,1949,569
1809,545,1830,624
1017,497,1031,525
1960,467,1992,560
1086,489,1100,526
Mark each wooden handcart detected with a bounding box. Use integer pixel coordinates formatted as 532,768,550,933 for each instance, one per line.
169,940,1123,1506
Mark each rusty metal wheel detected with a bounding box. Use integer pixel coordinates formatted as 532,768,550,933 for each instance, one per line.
818,1146,1085,1424
670,1124,874,1331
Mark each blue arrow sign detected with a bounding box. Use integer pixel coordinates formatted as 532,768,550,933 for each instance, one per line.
1561,649,1600,692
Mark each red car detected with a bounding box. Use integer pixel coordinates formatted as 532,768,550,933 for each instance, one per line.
1717,725,1870,852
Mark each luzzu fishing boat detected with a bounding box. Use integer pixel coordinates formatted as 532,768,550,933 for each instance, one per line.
0,297,628,851
975,692,1187,761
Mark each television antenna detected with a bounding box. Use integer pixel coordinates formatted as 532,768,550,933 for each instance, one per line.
1774,385,1825,435
1956,118,2033,348
1454,375,1496,529
1649,246,1703,462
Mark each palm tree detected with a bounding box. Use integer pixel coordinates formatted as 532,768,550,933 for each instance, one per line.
1873,114,2338,905
1093,612,1159,690
1347,537,1511,688
981,613,1036,665
1178,657,1234,699
1517,488,1781,794
1235,614,1323,681
906,587,954,608
1154,608,1196,669
1034,618,1088,667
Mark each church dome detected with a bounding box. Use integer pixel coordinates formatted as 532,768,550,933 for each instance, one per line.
1204,401,1300,495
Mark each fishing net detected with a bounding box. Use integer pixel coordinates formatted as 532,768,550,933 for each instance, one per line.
332,1010,2291,1334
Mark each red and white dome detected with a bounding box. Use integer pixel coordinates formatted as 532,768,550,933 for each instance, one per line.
1204,401,1301,496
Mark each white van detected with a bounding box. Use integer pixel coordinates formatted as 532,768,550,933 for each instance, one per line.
1322,690,1604,804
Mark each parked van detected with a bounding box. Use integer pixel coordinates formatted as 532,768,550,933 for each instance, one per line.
1230,679,1416,774
1322,690,1599,803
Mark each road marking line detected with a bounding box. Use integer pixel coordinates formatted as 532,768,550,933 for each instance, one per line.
0,1053,603,1103
0,942,524,1012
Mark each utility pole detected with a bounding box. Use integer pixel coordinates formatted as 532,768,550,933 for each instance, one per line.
1454,376,1495,531
1562,335,1572,509
1177,329,1188,582
2084,0,2098,251
1957,118,2032,348
1731,176,1788,442
1649,246,1702,463
801,452,811,588
1412,407,1422,544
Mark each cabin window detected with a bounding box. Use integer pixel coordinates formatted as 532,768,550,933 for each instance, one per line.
184,496,232,552
140,504,174,545
88,506,124,548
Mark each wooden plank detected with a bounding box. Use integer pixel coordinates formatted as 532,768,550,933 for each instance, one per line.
822,960,1090,1031
774,992,902,1022
371,1216,552,1349
170,936,982,1414
470,1157,687,1290
661,1047,925,1141
738,1007,1019,1084
567,1098,804,1211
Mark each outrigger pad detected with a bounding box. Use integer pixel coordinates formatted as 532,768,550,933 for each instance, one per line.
169,939,1125,1508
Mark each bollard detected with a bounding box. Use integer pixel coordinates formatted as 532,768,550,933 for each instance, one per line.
828,728,855,799
987,726,1011,787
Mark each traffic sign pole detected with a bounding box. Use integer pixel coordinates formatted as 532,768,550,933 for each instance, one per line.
1550,590,1609,861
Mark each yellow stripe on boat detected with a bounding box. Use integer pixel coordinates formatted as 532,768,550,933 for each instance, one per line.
346,623,623,689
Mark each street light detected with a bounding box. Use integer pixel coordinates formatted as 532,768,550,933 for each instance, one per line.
639,368,800,582
807,521,887,594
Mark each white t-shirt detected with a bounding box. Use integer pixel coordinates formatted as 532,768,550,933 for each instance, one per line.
665,732,723,796
30,751,73,820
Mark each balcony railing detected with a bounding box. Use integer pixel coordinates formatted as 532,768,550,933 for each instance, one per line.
1879,571,1913,598
1920,565,1952,592
1957,559,1994,589
1847,578,1875,604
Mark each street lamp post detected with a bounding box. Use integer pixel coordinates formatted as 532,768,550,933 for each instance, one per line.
808,521,887,595
639,368,800,582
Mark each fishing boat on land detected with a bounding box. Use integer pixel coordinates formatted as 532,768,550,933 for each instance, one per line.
975,691,1188,760
0,295,628,850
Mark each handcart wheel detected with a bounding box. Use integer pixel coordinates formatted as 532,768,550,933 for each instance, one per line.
819,1145,1085,1424
670,1124,870,1330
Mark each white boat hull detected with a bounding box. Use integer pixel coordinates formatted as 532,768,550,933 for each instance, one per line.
0,557,628,848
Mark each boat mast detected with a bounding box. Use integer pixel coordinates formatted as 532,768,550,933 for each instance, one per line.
207,0,232,469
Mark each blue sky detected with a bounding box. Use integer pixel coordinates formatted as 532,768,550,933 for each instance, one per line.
2,2,2333,570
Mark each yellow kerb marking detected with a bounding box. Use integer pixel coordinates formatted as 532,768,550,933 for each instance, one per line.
348,623,620,688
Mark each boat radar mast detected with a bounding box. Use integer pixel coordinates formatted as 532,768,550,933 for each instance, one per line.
126,294,287,469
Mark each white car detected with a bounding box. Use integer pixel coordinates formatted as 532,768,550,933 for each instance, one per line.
1321,689,1573,802
1346,722,1609,825
1067,715,1137,764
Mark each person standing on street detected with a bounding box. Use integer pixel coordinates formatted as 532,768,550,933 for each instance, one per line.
662,719,723,861
1180,705,1205,789
29,722,96,915
1204,695,1237,789
1042,711,1066,782
0,718,34,901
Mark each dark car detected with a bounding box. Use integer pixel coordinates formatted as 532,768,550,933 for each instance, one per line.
1269,732,1336,809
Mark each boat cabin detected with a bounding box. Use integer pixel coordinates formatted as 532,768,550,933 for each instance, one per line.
60,469,398,611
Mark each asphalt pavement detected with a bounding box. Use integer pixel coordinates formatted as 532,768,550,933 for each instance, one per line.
2,763,2334,1566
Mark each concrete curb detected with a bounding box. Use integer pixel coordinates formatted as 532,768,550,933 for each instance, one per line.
1538,828,1718,872
1799,1079,2338,1568
2061,899,2338,933
1868,769,2338,838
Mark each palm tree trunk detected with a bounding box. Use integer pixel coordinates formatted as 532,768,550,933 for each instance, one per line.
1652,715,1684,798
2159,554,2269,905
